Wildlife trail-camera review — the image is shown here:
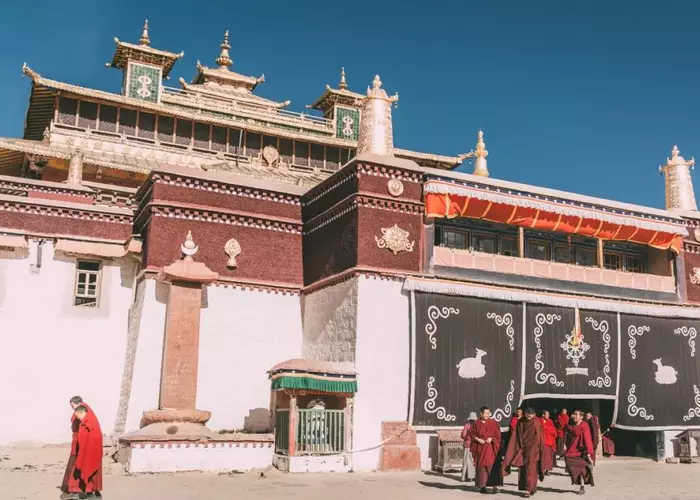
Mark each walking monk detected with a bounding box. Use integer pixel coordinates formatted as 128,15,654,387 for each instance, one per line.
502,407,544,498
540,410,558,473
66,405,103,499
556,408,570,458
565,410,595,495
61,396,98,498
584,411,601,464
470,406,502,494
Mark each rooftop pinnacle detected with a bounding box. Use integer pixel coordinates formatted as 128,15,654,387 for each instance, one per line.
339,67,348,90
215,30,233,70
139,20,151,46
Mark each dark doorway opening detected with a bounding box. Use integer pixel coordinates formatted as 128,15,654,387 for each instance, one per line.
520,398,657,458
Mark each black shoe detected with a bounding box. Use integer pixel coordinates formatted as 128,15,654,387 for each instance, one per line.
576,487,585,495
480,488,488,494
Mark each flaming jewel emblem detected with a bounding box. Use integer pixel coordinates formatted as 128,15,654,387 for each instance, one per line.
561,311,590,375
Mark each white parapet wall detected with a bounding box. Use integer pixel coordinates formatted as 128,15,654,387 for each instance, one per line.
0,242,136,445
124,439,274,473
273,454,351,473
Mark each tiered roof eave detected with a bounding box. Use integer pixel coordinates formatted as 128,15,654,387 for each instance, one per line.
109,38,184,77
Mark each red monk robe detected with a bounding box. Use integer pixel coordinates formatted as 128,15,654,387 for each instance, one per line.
69,409,103,495
556,411,570,456
586,415,601,464
565,420,595,488
602,434,616,457
502,417,545,496
470,418,502,490
541,417,558,472
62,403,95,495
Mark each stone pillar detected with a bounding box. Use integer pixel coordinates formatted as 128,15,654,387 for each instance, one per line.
140,231,218,429
66,150,84,185
356,75,398,157
660,145,697,213
288,395,298,456
344,397,354,468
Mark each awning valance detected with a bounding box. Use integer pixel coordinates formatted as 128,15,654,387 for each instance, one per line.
54,239,128,258
268,358,357,394
0,234,28,249
425,180,687,253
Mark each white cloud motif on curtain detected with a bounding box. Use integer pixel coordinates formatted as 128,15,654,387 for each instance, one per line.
492,380,515,422
674,326,697,357
487,312,515,351
627,384,654,421
424,376,456,422
534,313,564,387
628,325,650,360
426,305,459,350
586,316,612,388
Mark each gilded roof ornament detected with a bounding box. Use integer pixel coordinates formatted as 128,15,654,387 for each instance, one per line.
365,75,399,106
139,19,151,47
660,145,697,212
215,30,233,70
181,230,199,261
472,130,489,177
357,74,397,157
339,67,348,90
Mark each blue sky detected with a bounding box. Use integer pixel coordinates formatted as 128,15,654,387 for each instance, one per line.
1,1,698,209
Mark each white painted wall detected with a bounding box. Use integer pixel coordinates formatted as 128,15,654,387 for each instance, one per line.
352,277,411,471
197,286,302,432
0,241,136,445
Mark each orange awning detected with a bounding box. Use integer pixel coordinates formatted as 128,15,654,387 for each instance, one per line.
424,180,687,253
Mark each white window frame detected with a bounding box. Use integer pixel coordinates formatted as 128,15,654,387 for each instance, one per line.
73,259,102,308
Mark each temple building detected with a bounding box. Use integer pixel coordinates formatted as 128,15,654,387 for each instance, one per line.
2,21,700,473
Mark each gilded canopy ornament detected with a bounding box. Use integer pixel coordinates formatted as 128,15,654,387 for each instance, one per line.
375,224,415,255
225,238,241,268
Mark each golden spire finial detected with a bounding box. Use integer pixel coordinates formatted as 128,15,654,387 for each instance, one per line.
215,30,233,70
357,75,397,157
373,74,382,89
472,130,489,177
339,67,348,90
139,20,151,47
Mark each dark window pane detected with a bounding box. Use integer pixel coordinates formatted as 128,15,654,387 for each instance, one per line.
604,253,621,270
279,138,293,165
120,109,137,136
211,126,226,152
175,119,192,146
475,234,498,254
501,237,518,257
444,230,468,250
98,105,118,132
263,135,277,148
78,261,100,272
78,101,98,130
295,141,309,166
554,245,574,264
158,115,174,143
194,122,210,149
246,132,261,157
626,255,645,273
228,128,242,153
577,248,596,267
325,147,340,171
138,112,156,139
310,143,325,169
528,240,551,261
58,97,78,126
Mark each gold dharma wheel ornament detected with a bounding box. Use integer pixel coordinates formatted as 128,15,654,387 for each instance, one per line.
387,178,404,197
224,238,241,269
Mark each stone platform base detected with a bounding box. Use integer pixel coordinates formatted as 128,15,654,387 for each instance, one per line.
379,421,421,472
118,435,274,473
273,454,351,473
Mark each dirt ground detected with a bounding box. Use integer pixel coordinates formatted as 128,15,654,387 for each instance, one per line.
1,446,699,500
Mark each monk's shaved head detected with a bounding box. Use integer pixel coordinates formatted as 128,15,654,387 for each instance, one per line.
524,407,536,415
74,405,89,417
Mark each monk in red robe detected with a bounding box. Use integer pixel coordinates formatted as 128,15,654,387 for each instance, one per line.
556,408,570,458
540,410,558,473
61,396,99,499
565,410,595,495
602,431,615,457
585,411,601,464
510,407,523,432
66,405,103,499
470,406,502,494
502,408,544,498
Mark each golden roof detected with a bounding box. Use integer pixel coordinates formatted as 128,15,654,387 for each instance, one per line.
309,67,365,112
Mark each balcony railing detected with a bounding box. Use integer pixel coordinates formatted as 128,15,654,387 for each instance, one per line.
161,87,333,132
433,246,676,294
275,409,290,454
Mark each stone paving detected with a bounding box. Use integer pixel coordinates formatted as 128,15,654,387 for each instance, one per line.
1,447,699,500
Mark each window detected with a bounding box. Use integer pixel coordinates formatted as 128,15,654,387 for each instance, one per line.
528,240,551,261
625,255,645,273
78,101,98,130
74,260,102,307
603,252,622,271
501,236,518,257
98,105,118,133
120,109,137,136
58,97,78,126
577,247,596,267
474,233,498,254
554,244,575,264
443,229,469,250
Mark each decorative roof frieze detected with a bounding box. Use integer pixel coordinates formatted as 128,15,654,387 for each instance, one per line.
356,162,423,182
148,204,302,234
0,194,133,224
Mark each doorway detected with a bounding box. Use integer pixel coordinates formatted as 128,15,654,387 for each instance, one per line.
520,398,657,458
